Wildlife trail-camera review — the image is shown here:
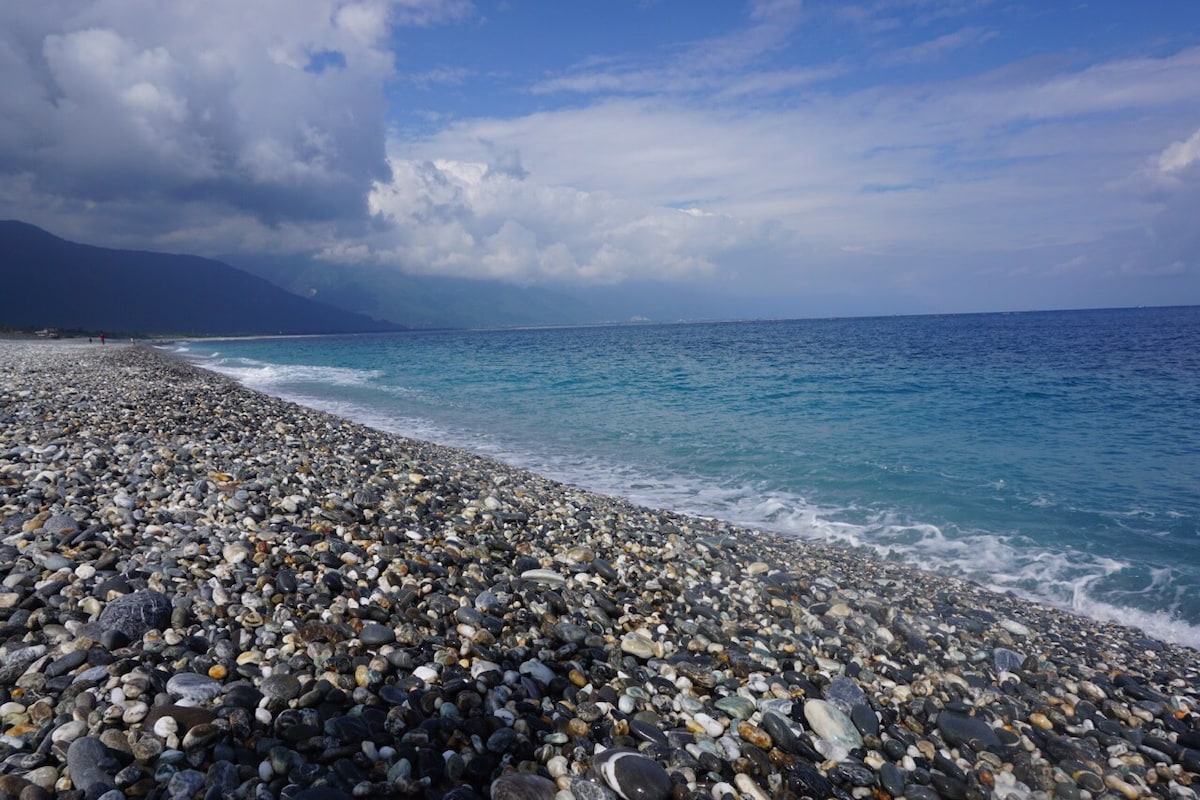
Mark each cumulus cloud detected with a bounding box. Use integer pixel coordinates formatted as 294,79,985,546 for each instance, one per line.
0,0,469,248
363,156,742,283
379,40,1200,296
0,0,1197,309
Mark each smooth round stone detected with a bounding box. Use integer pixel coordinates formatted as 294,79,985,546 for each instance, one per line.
379,685,407,705
760,711,801,754
520,568,566,586
486,727,520,753
592,559,618,581
936,711,1002,752
132,737,164,763
594,748,672,800
714,695,756,720
359,623,396,646
181,723,224,751
260,673,302,702
41,513,78,535
166,769,205,799
851,703,879,737
67,737,116,800
491,773,558,800
413,664,439,683
46,649,88,678
619,635,655,660
993,648,1024,672
222,684,264,709
879,762,906,797
51,719,88,743
804,699,863,749
166,673,221,706
95,590,172,640
73,664,110,685
825,676,868,713
519,659,556,686
221,543,250,564
570,778,617,800
1000,619,1031,637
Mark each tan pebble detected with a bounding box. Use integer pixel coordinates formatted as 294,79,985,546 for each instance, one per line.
1104,773,1142,800
736,721,772,750
1029,712,1053,730
207,664,227,680
236,651,263,666
23,512,51,532
568,669,588,687
916,740,936,760
567,718,589,738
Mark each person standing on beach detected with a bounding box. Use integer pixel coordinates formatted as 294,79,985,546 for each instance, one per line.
99,333,105,344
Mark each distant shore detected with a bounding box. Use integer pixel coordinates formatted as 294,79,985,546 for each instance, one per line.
1,340,1197,800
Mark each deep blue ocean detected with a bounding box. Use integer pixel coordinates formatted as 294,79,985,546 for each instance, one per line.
172,306,1200,648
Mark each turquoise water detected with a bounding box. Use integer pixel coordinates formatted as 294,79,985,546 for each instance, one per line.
173,306,1200,647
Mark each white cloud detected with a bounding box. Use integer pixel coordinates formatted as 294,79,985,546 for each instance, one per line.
0,0,1197,311
0,0,469,247
882,26,994,65
364,156,743,283
1159,128,1200,175
532,0,812,98
377,42,1200,295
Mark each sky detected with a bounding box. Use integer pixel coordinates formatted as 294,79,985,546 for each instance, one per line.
2,0,1199,317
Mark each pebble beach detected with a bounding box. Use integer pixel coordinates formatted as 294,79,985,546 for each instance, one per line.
1,341,1198,800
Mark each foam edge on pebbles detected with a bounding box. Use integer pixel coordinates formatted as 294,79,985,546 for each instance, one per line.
0,341,1198,800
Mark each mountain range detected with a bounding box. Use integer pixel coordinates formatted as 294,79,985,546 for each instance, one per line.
0,221,399,336
0,220,779,335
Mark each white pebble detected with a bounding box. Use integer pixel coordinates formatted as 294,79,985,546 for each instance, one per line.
693,712,725,738
122,702,149,724
546,755,569,778
153,716,178,738
50,720,87,743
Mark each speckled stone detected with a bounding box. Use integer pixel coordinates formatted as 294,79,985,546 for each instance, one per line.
165,673,221,706
804,699,863,749
66,737,117,800
94,590,171,641
491,773,558,800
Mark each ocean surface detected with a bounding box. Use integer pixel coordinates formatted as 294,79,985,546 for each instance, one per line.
172,306,1200,648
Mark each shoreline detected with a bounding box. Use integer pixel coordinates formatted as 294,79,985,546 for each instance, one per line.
1,340,1198,800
